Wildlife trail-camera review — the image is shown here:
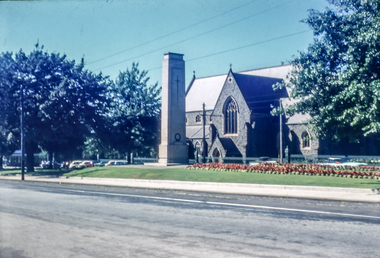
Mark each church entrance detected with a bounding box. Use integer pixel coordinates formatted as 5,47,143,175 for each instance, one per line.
212,148,221,163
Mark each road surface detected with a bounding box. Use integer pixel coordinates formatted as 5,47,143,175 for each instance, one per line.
1,180,379,257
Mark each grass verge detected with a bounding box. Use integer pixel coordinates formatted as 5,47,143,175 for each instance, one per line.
2,166,379,189
61,166,380,189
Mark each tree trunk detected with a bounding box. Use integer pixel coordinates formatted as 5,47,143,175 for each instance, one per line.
0,154,3,170
26,145,35,172
48,150,53,169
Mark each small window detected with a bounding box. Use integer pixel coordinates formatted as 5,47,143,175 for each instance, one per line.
195,115,201,123
301,131,310,149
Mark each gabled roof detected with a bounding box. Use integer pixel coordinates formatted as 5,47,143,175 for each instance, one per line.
233,73,287,114
219,137,241,157
238,65,292,82
186,125,210,139
186,65,292,113
185,74,227,112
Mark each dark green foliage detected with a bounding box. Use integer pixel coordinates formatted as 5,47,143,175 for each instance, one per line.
0,52,20,168
100,62,161,158
1,44,161,168
0,44,110,170
277,0,380,140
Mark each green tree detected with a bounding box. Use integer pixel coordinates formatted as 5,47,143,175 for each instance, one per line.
102,62,161,160
0,128,18,169
0,52,19,169
0,44,110,171
280,0,380,140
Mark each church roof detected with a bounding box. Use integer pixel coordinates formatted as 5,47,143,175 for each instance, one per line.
185,65,308,124
185,74,227,112
238,65,292,82
186,65,292,113
219,138,241,157
233,73,287,114
186,125,210,139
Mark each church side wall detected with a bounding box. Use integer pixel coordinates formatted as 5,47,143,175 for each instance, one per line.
287,124,319,157
186,110,213,127
248,116,276,157
186,110,213,157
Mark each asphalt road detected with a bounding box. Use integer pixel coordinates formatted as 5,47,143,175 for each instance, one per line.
1,180,379,258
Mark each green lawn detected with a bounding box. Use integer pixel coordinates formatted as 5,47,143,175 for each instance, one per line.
63,166,380,189
2,166,379,189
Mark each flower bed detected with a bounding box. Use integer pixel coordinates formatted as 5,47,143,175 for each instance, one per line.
186,163,380,180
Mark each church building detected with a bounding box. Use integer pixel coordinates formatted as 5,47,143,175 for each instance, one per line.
185,64,380,161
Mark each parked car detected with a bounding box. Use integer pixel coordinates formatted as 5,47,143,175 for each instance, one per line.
61,161,70,169
69,160,83,169
104,160,128,166
258,157,277,163
114,161,128,165
105,160,116,166
320,157,367,167
249,157,277,166
94,160,108,166
41,161,61,169
78,160,94,169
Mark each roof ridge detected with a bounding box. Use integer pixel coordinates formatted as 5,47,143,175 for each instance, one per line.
192,73,227,80
237,64,291,73
192,64,291,81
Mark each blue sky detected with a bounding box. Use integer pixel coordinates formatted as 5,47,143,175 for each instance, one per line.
0,0,327,87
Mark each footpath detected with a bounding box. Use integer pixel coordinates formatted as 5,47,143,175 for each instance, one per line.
1,170,379,203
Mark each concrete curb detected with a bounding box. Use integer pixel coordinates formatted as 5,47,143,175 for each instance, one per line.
1,175,379,202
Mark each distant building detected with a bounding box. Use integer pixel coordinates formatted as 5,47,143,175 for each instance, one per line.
7,150,41,167
185,65,380,161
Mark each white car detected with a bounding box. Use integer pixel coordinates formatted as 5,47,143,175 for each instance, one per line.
69,160,83,169
78,160,94,169
319,157,367,167
105,160,117,166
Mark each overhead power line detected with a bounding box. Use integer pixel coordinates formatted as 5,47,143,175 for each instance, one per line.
186,30,309,62
93,0,296,72
88,0,257,65
147,30,309,72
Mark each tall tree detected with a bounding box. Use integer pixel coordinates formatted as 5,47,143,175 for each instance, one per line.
280,0,380,140
103,62,161,159
0,52,19,169
0,44,110,171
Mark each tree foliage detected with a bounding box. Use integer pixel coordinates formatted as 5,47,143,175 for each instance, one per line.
281,0,380,139
99,62,161,158
0,44,109,170
1,44,161,168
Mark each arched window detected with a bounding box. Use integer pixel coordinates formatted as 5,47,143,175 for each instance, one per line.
224,98,238,134
301,131,310,149
195,115,201,123
185,116,188,124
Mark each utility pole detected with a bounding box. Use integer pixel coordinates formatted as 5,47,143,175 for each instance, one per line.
202,103,206,163
279,99,283,163
20,84,25,180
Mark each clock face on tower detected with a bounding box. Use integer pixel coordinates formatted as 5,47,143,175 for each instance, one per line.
175,133,181,141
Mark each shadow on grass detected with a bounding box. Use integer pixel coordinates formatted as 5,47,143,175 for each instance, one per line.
0,168,71,177
27,169,69,177
63,169,96,177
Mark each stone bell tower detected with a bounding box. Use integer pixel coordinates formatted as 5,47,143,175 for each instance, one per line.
158,52,188,165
